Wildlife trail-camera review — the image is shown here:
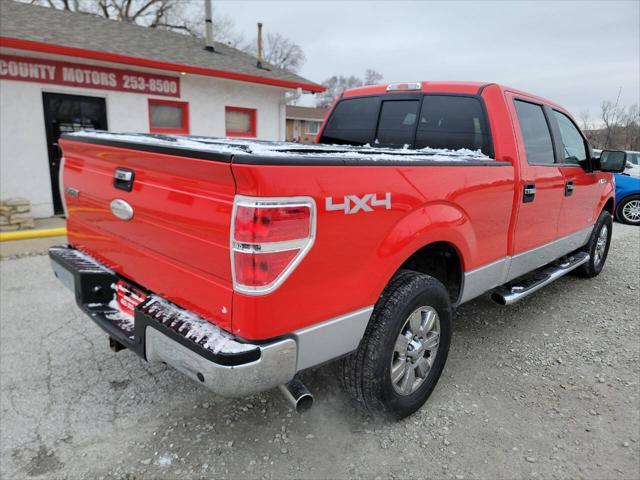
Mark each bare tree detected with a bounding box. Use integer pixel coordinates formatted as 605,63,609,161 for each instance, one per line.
578,110,592,132
264,33,305,72
601,100,625,149
584,102,640,151
23,0,242,43
364,69,383,86
621,104,640,150
315,70,384,108
242,32,305,73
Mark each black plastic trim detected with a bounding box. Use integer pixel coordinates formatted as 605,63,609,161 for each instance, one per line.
135,299,260,367
49,245,260,367
61,127,505,168
61,133,234,163
113,167,135,192
232,154,511,167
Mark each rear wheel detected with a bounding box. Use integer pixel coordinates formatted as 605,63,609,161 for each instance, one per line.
575,210,613,278
616,195,640,226
340,270,452,419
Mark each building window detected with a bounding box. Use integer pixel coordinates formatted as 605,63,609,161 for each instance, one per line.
305,121,320,135
226,106,256,137
148,99,189,134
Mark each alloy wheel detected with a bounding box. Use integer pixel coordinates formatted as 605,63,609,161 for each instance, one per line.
390,306,440,395
622,200,640,224
594,224,609,265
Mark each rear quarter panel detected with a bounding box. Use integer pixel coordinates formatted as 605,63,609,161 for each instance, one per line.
231,163,514,339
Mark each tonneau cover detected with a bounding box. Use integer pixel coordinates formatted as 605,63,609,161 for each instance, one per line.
63,131,498,166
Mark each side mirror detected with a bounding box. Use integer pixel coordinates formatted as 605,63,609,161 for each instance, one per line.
598,150,627,173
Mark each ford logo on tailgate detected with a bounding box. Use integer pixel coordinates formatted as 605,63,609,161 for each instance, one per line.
110,199,134,221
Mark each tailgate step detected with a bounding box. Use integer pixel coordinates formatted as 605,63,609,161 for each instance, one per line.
136,297,260,364
491,252,590,305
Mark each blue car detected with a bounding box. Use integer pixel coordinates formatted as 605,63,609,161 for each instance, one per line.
615,173,640,225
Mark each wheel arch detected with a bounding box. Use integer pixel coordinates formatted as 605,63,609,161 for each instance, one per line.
395,241,464,304
373,201,474,305
604,196,615,215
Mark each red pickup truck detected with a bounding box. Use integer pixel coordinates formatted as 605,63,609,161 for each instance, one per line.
50,81,627,419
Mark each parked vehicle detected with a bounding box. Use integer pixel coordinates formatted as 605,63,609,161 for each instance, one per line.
50,82,627,419
615,172,640,225
623,150,640,178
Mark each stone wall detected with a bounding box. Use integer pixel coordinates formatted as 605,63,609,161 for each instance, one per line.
0,198,34,231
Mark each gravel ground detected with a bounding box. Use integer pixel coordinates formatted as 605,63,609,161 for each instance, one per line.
1,224,638,480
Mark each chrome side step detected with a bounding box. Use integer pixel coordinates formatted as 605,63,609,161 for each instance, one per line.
491,252,590,306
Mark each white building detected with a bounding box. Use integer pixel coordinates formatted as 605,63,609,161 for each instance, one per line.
0,1,322,218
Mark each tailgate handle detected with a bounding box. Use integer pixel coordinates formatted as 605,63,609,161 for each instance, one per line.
114,168,135,192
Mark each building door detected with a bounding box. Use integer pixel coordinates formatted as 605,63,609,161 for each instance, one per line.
293,120,301,140
42,93,107,215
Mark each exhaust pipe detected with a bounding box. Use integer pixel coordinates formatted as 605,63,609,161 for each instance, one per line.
279,378,313,413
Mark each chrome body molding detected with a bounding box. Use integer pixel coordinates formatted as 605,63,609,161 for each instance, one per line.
458,258,510,304
293,306,374,371
506,227,593,281
459,226,593,305
145,327,298,397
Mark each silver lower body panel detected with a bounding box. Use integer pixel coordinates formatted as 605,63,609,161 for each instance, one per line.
459,226,593,304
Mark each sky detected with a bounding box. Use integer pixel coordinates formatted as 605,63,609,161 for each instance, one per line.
215,0,640,121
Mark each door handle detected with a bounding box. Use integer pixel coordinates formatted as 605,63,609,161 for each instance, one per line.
565,180,574,197
523,184,536,203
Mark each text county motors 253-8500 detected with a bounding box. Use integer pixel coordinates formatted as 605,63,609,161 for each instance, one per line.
0,54,180,97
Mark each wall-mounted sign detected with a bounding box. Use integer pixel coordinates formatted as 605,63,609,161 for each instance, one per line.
0,54,180,97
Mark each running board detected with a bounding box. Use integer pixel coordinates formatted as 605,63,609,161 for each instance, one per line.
491,252,590,306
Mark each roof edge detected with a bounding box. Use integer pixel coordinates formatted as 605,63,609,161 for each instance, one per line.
0,36,325,93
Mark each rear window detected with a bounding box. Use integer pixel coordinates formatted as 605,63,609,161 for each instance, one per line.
415,96,491,155
376,100,420,147
320,97,379,145
319,94,492,155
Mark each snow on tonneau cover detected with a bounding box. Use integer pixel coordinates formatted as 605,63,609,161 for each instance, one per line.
59,130,494,333
69,130,494,162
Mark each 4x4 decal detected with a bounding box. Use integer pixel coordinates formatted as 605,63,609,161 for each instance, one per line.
325,193,392,214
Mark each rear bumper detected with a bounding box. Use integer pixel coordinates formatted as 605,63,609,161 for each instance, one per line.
49,246,297,397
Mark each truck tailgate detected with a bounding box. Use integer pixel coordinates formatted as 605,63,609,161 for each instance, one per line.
60,138,235,331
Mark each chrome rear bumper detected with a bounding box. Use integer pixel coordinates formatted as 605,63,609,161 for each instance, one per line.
140,296,297,397
49,245,297,397
145,327,296,396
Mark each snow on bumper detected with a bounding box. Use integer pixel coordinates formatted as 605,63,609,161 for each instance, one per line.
49,246,297,397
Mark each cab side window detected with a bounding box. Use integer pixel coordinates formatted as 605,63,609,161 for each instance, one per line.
553,111,587,164
514,100,555,165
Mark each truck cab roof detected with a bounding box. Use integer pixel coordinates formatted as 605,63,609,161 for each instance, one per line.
341,81,567,112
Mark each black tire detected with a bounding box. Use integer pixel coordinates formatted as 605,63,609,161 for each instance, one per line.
575,210,613,278
615,195,640,226
340,270,452,419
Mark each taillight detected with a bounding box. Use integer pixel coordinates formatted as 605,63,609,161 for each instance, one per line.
231,196,316,294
